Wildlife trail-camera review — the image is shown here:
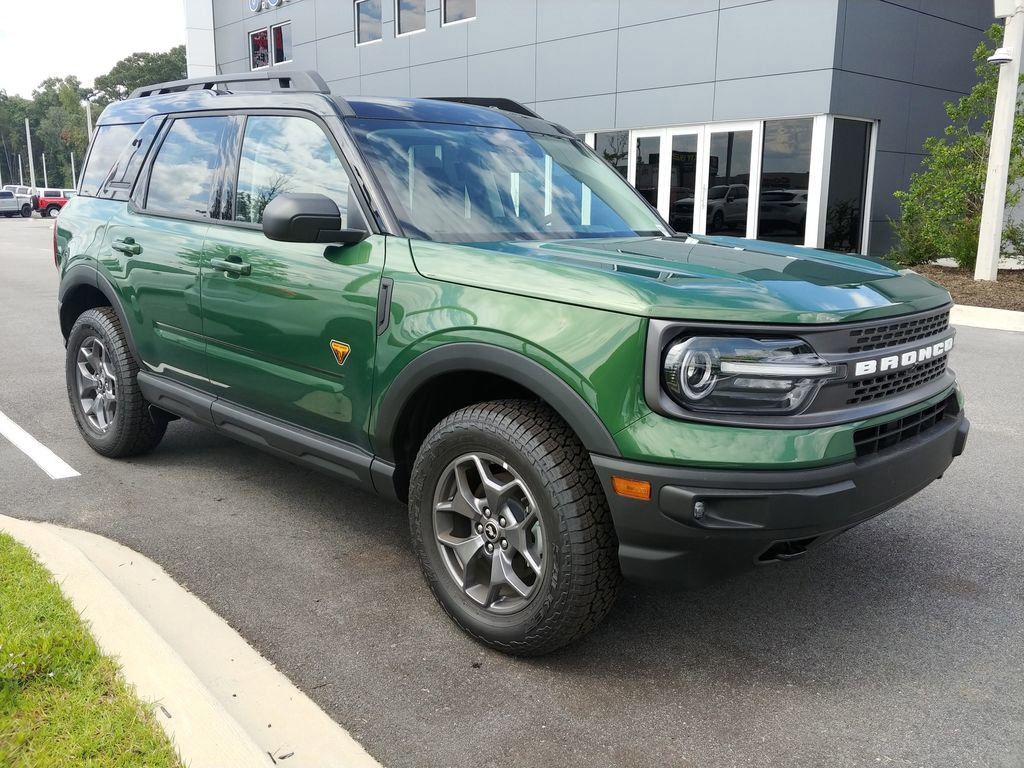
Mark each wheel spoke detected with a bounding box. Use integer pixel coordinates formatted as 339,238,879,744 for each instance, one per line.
437,531,484,576
77,362,99,383
470,455,521,513
488,550,531,603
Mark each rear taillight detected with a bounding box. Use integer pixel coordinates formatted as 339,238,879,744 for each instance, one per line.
53,221,59,269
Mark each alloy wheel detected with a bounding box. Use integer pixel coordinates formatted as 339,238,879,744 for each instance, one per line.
432,452,545,614
75,336,117,432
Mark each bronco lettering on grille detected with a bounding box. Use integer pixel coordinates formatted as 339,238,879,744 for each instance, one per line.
853,337,954,378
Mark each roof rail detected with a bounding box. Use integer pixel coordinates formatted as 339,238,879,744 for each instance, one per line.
129,70,330,99
426,97,541,119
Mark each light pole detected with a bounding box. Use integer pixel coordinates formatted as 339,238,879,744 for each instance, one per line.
25,118,36,190
976,0,1024,281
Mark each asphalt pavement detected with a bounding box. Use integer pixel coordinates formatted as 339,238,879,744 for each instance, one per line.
2,215,1022,767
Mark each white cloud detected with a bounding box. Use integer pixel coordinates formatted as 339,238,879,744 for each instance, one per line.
0,0,186,98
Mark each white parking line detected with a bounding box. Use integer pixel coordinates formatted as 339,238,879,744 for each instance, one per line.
0,410,79,479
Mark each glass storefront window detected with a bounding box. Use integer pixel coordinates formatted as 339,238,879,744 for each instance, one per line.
758,118,812,244
825,119,871,253
634,136,660,208
667,134,697,233
593,131,628,179
706,131,752,235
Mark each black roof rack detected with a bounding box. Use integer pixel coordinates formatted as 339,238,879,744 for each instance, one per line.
426,97,541,119
129,70,330,99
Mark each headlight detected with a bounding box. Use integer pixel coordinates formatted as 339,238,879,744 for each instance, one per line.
663,336,838,414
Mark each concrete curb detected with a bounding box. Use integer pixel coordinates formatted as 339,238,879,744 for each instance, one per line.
0,515,383,768
951,304,1024,333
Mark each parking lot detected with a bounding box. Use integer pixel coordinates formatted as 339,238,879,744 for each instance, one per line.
2,215,1022,767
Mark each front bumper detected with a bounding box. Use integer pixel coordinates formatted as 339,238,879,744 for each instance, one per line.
592,405,969,588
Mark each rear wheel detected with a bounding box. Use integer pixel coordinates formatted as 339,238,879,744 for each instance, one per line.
409,400,621,655
20,204,31,218
65,307,166,457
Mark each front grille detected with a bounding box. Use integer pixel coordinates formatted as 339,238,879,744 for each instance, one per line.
847,356,948,405
847,310,950,353
853,397,952,457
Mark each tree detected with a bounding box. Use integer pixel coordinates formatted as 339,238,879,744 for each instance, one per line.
0,91,31,184
92,45,187,103
890,25,1024,269
28,77,89,187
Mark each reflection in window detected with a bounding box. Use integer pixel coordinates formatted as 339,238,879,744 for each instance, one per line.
758,119,812,244
397,0,426,34
356,0,382,43
707,131,752,234
634,136,660,208
443,0,475,24
272,22,292,64
147,116,232,218
593,131,628,179
235,116,352,226
667,134,697,233
350,119,664,243
250,28,269,69
825,119,871,253
79,123,139,197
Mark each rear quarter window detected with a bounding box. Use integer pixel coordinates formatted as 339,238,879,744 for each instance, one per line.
80,124,139,197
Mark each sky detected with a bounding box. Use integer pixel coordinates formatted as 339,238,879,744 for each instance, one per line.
0,0,186,98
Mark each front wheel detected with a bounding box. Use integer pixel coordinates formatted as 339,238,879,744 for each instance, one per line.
409,400,621,656
65,307,167,457
45,205,60,218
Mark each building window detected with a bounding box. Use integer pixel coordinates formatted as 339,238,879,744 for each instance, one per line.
356,0,383,44
250,28,269,69
396,0,425,35
825,119,872,253
271,22,292,64
442,0,475,25
757,118,813,245
593,131,628,179
250,22,291,69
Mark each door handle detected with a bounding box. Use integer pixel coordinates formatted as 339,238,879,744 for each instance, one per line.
210,257,252,276
111,237,142,256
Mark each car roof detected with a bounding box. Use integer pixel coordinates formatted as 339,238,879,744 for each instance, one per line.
97,70,570,137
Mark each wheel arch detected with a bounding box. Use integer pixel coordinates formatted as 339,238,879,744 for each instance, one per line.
373,343,621,501
59,266,141,364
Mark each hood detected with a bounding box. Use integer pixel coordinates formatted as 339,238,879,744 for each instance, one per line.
408,234,952,324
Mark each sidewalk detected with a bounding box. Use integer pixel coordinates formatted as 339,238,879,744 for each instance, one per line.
0,514,382,768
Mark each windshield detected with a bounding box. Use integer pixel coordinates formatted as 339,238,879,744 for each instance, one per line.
349,119,667,243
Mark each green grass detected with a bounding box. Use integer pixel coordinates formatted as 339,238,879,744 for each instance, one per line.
0,533,183,768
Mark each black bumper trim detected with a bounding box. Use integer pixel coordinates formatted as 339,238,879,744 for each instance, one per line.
592,410,969,588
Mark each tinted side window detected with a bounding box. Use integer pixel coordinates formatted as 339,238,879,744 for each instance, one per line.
0,191,12,199
100,117,164,200
80,124,139,197
235,115,353,226
146,116,233,218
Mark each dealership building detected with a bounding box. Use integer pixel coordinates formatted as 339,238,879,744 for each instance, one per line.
183,0,994,256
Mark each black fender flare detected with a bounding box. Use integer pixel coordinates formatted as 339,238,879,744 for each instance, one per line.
58,264,142,364
373,342,621,462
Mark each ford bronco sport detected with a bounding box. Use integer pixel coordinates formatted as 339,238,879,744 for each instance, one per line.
56,71,968,655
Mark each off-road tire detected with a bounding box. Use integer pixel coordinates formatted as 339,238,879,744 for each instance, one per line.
65,307,166,457
45,205,60,218
409,399,621,656
20,204,31,218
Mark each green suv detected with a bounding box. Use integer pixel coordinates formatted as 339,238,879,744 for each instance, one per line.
56,71,968,655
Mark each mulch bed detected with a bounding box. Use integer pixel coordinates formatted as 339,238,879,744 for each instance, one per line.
910,264,1024,312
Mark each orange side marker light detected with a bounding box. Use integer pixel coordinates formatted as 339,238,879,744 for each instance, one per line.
611,476,652,501
329,340,351,366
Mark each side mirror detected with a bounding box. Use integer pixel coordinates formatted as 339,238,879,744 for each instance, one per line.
262,193,368,245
